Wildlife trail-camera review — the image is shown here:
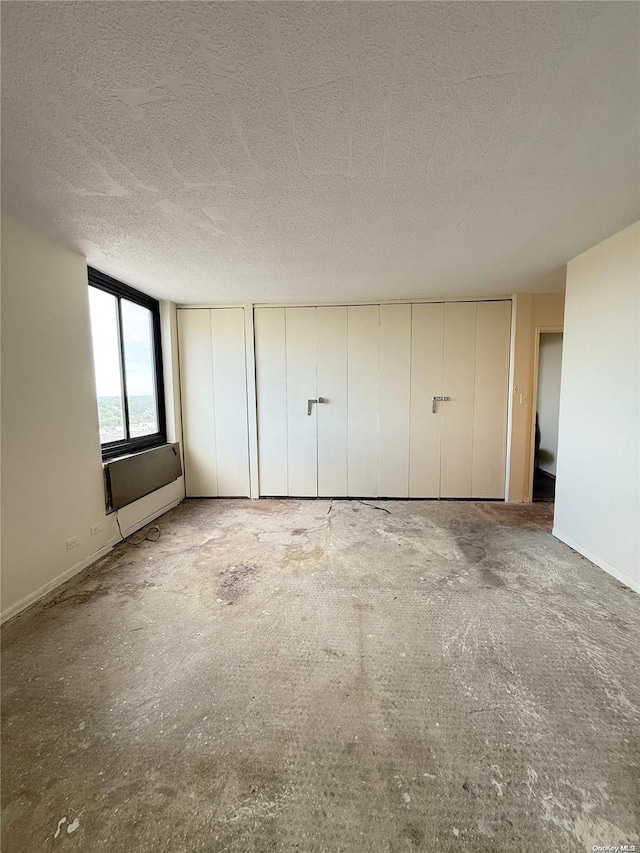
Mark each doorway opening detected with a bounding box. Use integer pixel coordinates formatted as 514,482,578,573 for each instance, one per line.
532,330,563,503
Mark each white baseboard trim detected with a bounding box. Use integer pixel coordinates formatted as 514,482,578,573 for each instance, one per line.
1,498,182,625
553,528,640,595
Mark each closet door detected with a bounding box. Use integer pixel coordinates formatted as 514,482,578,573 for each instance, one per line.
254,301,510,500
347,306,380,496
317,307,348,497
255,307,320,497
472,301,511,498
378,304,412,497
178,308,250,497
409,303,444,498
254,308,288,496
285,308,318,497
210,309,250,497
440,303,478,498
439,301,511,498
178,310,218,496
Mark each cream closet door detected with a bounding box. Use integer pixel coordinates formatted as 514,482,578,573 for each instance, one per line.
439,301,511,498
409,303,445,497
253,308,288,495
255,307,349,497
440,302,478,497
285,308,318,496
347,306,379,496
255,307,317,496
254,301,510,499
178,308,250,497
471,301,512,498
317,307,348,496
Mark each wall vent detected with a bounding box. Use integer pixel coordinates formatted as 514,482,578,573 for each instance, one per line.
104,443,182,512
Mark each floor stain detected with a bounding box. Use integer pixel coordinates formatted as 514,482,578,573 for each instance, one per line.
42,585,109,609
457,538,487,563
217,564,260,603
280,545,324,568
480,564,507,588
402,823,426,847
323,646,345,659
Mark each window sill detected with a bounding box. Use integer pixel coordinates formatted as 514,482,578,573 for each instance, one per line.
101,438,168,464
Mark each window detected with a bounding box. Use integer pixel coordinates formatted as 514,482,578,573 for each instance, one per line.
88,268,166,459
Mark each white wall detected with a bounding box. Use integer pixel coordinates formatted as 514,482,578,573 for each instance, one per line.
536,333,563,476
1,217,184,621
554,221,639,592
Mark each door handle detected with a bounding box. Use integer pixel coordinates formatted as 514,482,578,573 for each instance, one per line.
432,396,452,413
307,397,326,415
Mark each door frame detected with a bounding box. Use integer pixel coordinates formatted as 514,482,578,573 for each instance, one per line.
527,325,563,503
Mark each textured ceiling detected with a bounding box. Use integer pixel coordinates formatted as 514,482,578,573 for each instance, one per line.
2,2,639,304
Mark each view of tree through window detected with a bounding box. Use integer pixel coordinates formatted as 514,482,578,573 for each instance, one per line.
88,270,165,457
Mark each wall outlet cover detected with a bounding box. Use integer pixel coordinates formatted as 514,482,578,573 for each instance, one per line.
90,523,103,536
66,535,80,550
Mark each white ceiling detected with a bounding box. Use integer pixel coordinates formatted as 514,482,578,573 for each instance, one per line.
2,2,638,304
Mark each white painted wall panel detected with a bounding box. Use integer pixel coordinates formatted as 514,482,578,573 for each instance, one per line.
472,301,511,498
555,222,639,591
255,308,288,496
440,302,477,498
211,309,250,496
347,306,380,496
178,309,218,496
409,303,444,498
378,304,412,497
317,307,348,497
285,308,318,496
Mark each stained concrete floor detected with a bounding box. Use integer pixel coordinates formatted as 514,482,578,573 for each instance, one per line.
2,499,639,853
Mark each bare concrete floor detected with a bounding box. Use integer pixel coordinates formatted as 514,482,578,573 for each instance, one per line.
2,499,639,852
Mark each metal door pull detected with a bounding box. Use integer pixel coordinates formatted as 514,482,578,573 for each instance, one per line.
308,397,326,415
432,396,452,413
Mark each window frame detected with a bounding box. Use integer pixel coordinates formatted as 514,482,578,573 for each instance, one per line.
88,267,167,460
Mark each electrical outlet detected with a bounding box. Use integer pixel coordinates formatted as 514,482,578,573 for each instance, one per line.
90,523,103,536
66,535,80,551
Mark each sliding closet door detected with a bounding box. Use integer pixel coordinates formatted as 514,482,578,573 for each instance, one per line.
178,308,250,497
178,310,218,496
254,301,510,500
317,307,348,497
440,303,477,498
472,301,511,497
255,307,320,497
210,309,250,497
409,303,444,497
285,308,318,497
439,301,511,498
255,308,288,496
347,306,379,496
378,304,412,496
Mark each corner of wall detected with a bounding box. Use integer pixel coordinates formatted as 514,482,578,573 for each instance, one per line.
160,300,186,502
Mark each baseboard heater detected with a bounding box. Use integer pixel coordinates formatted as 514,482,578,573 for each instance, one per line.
104,443,182,513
